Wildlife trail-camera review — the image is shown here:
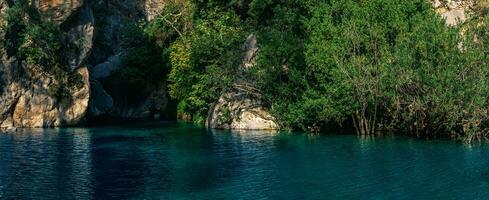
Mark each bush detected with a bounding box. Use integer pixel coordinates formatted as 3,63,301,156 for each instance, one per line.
2,0,28,57
167,8,246,123
305,0,489,138
249,0,320,131
18,21,63,69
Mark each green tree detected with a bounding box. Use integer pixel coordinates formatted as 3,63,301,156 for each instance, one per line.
306,0,489,137
168,8,246,123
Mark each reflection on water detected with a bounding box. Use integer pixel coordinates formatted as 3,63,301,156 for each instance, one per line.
0,128,94,199
1,122,489,199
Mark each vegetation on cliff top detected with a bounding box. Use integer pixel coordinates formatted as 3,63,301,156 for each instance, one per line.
149,0,489,141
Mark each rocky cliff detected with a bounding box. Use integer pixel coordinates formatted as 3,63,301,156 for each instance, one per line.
0,0,169,128
0,0,92,128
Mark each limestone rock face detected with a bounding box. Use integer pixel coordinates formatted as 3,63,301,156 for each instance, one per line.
33,0,84,23
12,92,58,128
207,34,278,130
88,80,113,116
88,0,168,64
0,1,91,128
0,0,171,128
144,0,168,21
61,67,90,125
208,86,278,130
89,55,122,79
432,0,474,25
65,5,95,70
1,65,90,128
86,0,170,122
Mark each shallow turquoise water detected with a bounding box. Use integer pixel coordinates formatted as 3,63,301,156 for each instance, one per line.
1,122,489,199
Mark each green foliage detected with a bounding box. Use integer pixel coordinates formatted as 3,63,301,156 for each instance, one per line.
101,0,489,140
18,21,63,69
2,0,62,67
145,0,192,47
156,0,489,139
305,0,489,137
167,8,246,123
248,0,321,131
2,0,28,57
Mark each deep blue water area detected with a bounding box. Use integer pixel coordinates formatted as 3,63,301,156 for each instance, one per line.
1,122,489,199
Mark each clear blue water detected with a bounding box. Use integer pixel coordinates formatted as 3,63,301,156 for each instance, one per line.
1,122,489,199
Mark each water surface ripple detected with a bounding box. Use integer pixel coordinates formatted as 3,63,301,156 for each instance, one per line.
1,122,489,199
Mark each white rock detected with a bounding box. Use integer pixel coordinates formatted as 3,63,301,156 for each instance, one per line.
432,0,442,8
442,8,466,26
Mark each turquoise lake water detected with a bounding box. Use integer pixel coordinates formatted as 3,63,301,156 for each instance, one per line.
1,122,489,199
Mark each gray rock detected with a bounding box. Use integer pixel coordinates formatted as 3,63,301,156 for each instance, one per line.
88,80,114,116
89,55,122,79
65,5,95,70
88,81,169,121
10,67,90,128
85,0,170,122
0,0,172,128
0,62,90,128
242,33,258,69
